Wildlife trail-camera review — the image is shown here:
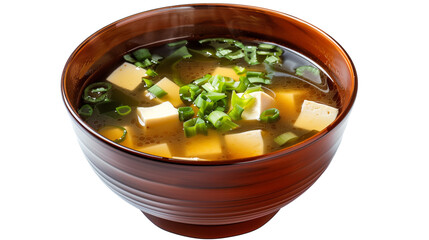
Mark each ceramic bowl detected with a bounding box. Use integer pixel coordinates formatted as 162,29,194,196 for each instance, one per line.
61,4,357,238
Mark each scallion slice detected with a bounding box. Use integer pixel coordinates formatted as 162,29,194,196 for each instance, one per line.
78,104,93,117
208,111,239,132
146,69,158,77
228,104,244,121
295,66,320,78
205,92,227,102
123,54,136,63
115,105,132,116
142,78,154,88
260,108,280,123
233,66,247,75
168,40,188,47
100,126,128,143
83,82,112,103
274,132,298,146
147,85,167,98
193,74,212,86
243,46,259,65
179,84,202,104
258,43,276,50
183,117,208,137
244,85,262,94
178,106,195,121
132,48,151,61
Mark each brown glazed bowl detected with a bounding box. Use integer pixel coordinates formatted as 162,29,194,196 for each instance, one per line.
61,3,357,239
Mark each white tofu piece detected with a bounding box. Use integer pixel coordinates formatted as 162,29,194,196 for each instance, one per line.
236,91,275,120
184,130,223,160
211,67,240,81
294,100,339,131
224,130,265,159
106,62,147,91
136,101,180,135
144,77,183,107
275,89,306,121
139,143,172,158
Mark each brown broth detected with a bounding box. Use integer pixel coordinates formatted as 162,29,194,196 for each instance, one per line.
81,39,341,161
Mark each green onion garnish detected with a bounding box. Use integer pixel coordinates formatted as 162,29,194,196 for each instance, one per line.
168,40,188,47
146,69,158,77
100,126,128,143
147,85,167,98
243,46,259,65
244,85,262,94
193,74,212,86
260,108,280,123
205,92,227,102
228,104,244,121
208,111,239,132
179,84,202,104
115,105,132,116
142,78,154,88
178,106,195,122
274,132,298,146
264,55,280,64
132,48,151,61
123,54,136,63
295,66,320,78
78,104,93,117
233,66,247,75
83,82,112,103
183,117,208,137
258,43,276,50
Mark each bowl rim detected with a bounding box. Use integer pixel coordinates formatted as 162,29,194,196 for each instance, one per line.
61,3,358,166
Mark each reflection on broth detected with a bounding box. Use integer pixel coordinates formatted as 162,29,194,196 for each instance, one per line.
78,38,340,161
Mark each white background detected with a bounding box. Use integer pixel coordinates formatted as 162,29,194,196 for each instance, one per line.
1,0,428,239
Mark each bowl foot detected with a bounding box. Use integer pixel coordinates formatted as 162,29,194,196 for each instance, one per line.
142,211,278,239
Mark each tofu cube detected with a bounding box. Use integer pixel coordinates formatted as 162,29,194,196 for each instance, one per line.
144,77,183,107
98,126,134,149
275,89,306,121
106,62,147,91
211,67,240,81
224,130,265,159
236,91,275,120
185,130,223,159
294,100,339,131
139,143,172,158
136,101,180,135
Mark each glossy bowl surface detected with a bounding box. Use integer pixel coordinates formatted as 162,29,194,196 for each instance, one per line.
61,4,357,238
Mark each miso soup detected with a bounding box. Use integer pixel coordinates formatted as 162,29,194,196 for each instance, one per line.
78,38,341,161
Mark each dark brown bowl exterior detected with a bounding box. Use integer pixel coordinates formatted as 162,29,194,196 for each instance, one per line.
62,4,357,239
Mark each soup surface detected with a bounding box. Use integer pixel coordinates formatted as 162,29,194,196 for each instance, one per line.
78,38,341,160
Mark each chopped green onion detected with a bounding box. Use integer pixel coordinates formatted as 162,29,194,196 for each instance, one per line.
83,82,112,103
78,104,93,117
146,69,158,77
142,78,154,88
214,98,228,112
295,66,320,78
225,50,245,60
274,132,298,146
216,48,233,57
258,43,276,50
132,48,151,61
244,85,262,94
179,84,202,104
197,98,215,118
202,82,216,92
264,55,280,64
209,75,226,93
233,66,247,75
168,40,188,47
183,117,208,137
150,54,163,64
234,76,250,92
205,92,227,102
123,54,136,63
260,108,280,123
228,104,244,121
147,85,167,98
100,126,128,143
135,58,153,68
246,71,265,77
115,105,132,116
243,46,259,65
193,74,212,86
230,91,255,109
248,76,271,84
208,111,239,132
178,106,195,121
